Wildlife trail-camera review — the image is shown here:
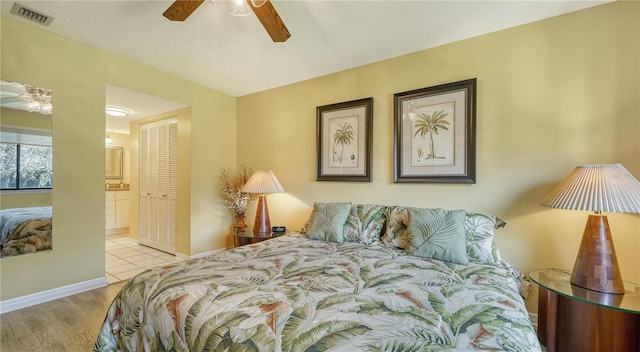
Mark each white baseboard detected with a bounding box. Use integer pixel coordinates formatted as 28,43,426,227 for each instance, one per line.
177,246,231,260
175,252,190,260
0,277,108,314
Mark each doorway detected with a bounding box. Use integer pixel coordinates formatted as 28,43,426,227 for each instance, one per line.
104,84,187,279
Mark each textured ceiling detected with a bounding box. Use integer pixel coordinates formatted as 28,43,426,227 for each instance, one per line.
1,0,610,98
105,84,188,134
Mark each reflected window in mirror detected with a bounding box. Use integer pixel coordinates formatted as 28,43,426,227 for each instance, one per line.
0,79,53,258
0,128,52,190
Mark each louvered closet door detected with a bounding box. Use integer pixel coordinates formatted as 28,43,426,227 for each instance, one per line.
139,117,177,254
139,125,151,244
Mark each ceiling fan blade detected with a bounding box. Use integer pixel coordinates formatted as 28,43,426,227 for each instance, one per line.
163,0,205,21
246,0,291,42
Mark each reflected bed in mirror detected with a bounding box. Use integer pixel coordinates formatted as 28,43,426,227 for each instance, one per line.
0,206,52,257
0,79,53,258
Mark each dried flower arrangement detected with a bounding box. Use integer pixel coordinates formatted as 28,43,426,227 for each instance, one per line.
219,164,254,214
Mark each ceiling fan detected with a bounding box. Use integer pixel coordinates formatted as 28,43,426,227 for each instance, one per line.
163,0,291,42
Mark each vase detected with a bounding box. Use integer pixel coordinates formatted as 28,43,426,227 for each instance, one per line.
234,211,247,228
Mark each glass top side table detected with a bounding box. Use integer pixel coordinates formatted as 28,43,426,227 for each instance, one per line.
233,225,285,247
529,268,640,352
529,268,640,314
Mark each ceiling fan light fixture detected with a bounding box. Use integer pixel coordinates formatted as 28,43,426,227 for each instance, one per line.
230,0,251,16
163,0,290,42
106,106,130,117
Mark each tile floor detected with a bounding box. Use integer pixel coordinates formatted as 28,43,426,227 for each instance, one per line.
105,234,182,284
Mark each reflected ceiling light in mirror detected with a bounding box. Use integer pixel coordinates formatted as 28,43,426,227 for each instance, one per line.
105,106,129,117
20,85,52,115
39,102,53,115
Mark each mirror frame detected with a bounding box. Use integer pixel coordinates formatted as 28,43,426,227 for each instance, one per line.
105,146,123,180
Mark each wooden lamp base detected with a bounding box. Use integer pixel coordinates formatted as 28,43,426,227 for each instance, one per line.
252,194,271,236
570,214,625,294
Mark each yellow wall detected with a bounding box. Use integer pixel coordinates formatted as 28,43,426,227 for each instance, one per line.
0,192,51,210
0,107,51,130
237,1,640,312
0,16,236,300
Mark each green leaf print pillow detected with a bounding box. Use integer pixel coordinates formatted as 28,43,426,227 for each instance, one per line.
464,212,507,265
307,202,352,243
381,206,409,249
343,204,387,244
406,208,468,265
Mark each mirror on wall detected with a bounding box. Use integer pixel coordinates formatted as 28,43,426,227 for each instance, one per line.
0,79,53,258
106,146,123,179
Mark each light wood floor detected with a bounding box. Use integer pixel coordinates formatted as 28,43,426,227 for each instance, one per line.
0,281,126,352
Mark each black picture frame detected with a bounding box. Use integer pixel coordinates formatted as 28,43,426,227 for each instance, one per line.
316,97,373,182
393,78,476,183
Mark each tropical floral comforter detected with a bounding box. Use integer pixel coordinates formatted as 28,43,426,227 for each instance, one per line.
94,234,541,351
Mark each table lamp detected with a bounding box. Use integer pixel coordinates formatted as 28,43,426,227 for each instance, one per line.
542,163,640,294
241,169,284,236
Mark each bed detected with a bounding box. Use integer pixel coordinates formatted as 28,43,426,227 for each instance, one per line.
0,206,52,257
94,204,541,351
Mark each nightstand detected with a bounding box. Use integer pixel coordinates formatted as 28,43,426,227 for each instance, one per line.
233,226,285,247
529,268,640,352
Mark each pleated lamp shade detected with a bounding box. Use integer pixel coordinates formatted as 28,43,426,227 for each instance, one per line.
241,169,284,194
542,164,640,214
241,170,284,236
542,163,640,294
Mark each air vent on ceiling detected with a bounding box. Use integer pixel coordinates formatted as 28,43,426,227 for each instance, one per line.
10,2,54,26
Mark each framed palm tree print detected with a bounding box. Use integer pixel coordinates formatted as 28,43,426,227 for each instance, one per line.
394,79,476,183
316,97,373,181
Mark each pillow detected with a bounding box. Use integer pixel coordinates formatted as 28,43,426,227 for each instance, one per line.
381,206,409,248
406,208,468,265
465,212,506,264
300,217,312,234
343,204,386,244
307,202,352,243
